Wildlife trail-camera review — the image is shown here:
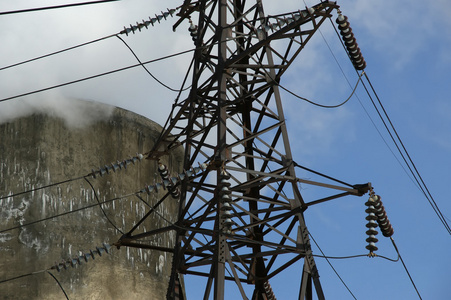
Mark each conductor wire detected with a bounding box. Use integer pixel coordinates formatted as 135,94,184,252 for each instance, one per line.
327,13,450,234
115,35,191,92
278,71,364,108
362,72,451,235
0,35,116,72
0,194,134,234
0,0,120,16
309,233,357,300
84,177,124,234
0,269,47,284
390,237,423,299
47,271,70,300
0,175,86,200
0,48,195,103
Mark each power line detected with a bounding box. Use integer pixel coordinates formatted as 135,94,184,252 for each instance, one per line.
326,14,451,235
115,34,192,93
0,48,195,103
309,233,357,300
0,6,180,73
1,161,208,234
361,73,451,235
0,0,120,16
390,237,423,299
1,154,146,201
0,176,86,201
313,253,399,263
1,242,111,299
0,194,132,234
0,35,116,72
278,71,363,108
324,16,417,188
84,177,124,234
46,271,70,300
0,269,47,284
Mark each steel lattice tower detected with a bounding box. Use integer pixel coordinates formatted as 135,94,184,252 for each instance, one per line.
115,1,370,299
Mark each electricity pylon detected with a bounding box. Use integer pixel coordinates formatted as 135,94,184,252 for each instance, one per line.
115,1,369,299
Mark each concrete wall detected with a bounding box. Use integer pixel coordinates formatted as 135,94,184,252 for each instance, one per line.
0,101,183,299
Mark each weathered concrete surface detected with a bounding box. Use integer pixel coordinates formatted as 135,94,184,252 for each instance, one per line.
0,100,183,299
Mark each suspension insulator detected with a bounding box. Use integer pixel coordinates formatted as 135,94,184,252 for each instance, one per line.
336,13,366,70
364,198,379,253
371,195,394,237
158,163,181,199
263,281,277,300
219,170,233,234
141,163,208,196
219,173,231,197
188,17,199,44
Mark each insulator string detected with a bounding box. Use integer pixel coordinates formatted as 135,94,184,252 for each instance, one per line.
90,154,144,179
335,12,366,70
140,163,208,196
364,188,394,256
119,8,178,36
0,243,111,291
158,163,181,199
50,244,111,272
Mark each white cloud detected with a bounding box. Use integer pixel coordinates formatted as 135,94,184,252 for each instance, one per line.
0,0,192,126
340,0,451,70
0,95,114,128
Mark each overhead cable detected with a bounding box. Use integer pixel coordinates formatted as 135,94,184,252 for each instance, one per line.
0,35,116,72
0,48,195,103
0,269,46,284
1,163,208,234
0,176,86,201
313,253,399,263
115,34,191,92
0,6,179,72
0,0,120,16
309,232,357,300
362,73,451,235
325,16,416,186
1,153,145,201
390,237,423,299
0,242,111,299
46,271,70,300
278,71,364,109
84,177,124,234
328,11,451,235
0,195,131,234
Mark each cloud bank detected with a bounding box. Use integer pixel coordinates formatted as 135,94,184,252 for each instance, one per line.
0,95,114,128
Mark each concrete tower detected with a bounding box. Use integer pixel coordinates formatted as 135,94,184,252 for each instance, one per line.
0,100,183,299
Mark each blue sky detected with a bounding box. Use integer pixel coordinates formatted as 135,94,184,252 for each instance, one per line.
1,0,450,299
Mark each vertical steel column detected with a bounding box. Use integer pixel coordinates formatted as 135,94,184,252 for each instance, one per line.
213,0,228,299
254,1,325,298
